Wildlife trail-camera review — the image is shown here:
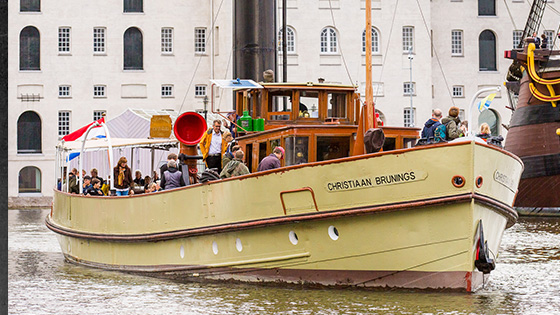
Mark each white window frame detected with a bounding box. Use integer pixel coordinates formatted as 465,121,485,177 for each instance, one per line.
93,85,106,98
93,27,106,54
195,28,207,54
58,111,71,138
161,84,174,98
452,85,464,98
403,82,416,96
362,27,380,54
372,82,384,97
278,26,296,54
512,30,523,48
402,26,414,53
451,30,463,56
58,27,71,54
544,30,555,48
58,85,71,98
320,27,338,54
93,110,106,121
195,85,207,97
403,107,416,127
161,27,173,54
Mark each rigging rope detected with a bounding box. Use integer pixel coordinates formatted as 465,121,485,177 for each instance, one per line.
414,0,456,107
177,0,226,114
373,0,400,104
327,0,357,90
503,0,519,30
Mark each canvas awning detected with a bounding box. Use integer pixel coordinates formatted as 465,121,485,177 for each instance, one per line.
56,138,178,152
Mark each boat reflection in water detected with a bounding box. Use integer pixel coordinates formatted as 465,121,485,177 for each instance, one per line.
47,80,523,292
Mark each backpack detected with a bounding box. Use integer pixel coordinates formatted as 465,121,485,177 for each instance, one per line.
433,123,447,143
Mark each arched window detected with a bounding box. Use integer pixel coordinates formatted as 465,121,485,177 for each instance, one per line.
20,26,40,70
479,30,496,71
124,27,143,70
320,27,338,54
17,111,42,154
19,166,42,193
278,26,296,53
362,27,380,54
478,0,495,16
479,109,500,136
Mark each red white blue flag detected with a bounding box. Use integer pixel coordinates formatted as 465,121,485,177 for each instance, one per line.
61,117,106,142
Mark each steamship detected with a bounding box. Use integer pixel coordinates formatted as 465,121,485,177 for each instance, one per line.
46,1,524,292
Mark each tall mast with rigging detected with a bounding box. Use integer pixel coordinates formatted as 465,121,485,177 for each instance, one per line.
365,0,377,130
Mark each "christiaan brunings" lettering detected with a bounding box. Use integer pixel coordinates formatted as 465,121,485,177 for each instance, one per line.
326,171,426,192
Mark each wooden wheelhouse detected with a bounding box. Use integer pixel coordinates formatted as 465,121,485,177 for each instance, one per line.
233,83,421,172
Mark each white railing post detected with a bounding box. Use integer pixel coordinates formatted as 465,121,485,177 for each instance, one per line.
467,86,501,136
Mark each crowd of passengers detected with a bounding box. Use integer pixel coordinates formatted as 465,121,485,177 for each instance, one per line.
58,119,283,196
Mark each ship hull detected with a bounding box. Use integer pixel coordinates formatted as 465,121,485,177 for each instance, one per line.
47,141,522,292
504,71,560,216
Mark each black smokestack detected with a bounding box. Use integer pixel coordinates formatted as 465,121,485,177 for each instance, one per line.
233,0,277,83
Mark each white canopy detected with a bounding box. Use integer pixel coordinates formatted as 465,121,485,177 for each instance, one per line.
57,138,178,152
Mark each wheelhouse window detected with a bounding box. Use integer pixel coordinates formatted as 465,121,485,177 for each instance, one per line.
320,27,338,54
402,26,414,53
478,0,496,16
19,166,41,193
326,93,347,118
20,0,40,12
316,136,351,162
268,92,293,120
123,27,143,70
17,111,42,153
124,0,143,13
278,26,296,53
58,27,71,53
195,28,206,54
451,30,463,56
58,111,70,138
20,26,40,70
362,27,380,54
299,90,319,118
93,27,106,53
285,136,309,166
479,30,496,71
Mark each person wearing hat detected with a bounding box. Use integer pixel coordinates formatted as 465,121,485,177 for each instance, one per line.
257,146,285,172
82,175,92,194
441,106,463,141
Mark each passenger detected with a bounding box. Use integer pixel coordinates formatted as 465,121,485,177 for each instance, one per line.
257,146,285,172
541,33,548,49
113,156,133,196
199,120,227,173
160,160,186,190
133,170,145,186
68,168,80,194
143,176,152,191
476,123,492,142
459,121,468,137
441,106,463,140
152,171,160,185
82,175,92,194
160,153,178,176
90,168,104,184
222,145,241,169
220,150,250,179
145,182,159,193
86,178,104,196
533,32,541,48
420,108,442,140
226,112,239,138
82,169,87,178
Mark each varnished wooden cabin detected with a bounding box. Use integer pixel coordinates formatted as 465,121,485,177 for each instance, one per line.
233,83,420,172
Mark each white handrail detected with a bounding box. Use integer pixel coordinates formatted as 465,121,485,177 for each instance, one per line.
78,122,114,193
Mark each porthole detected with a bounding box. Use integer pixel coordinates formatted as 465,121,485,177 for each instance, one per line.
236,238,243,252
180,245,185,259
328,226,339,241
212,241,219,255
452,175,465,188
476,176,483,188
289,231,299,245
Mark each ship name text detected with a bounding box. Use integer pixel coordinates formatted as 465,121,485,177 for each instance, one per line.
326,170,426,192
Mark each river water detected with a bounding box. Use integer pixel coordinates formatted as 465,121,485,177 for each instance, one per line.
8,209,560,314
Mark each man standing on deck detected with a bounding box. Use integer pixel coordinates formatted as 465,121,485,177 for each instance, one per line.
420,108,442,140
199,120,227,173
257,146,285,172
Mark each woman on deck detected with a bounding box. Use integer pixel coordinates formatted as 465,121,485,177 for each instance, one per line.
113,157,133,196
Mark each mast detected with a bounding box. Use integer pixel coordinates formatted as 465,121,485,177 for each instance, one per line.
365,0,376,129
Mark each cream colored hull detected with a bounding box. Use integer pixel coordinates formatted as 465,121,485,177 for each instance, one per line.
48,140,523,292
